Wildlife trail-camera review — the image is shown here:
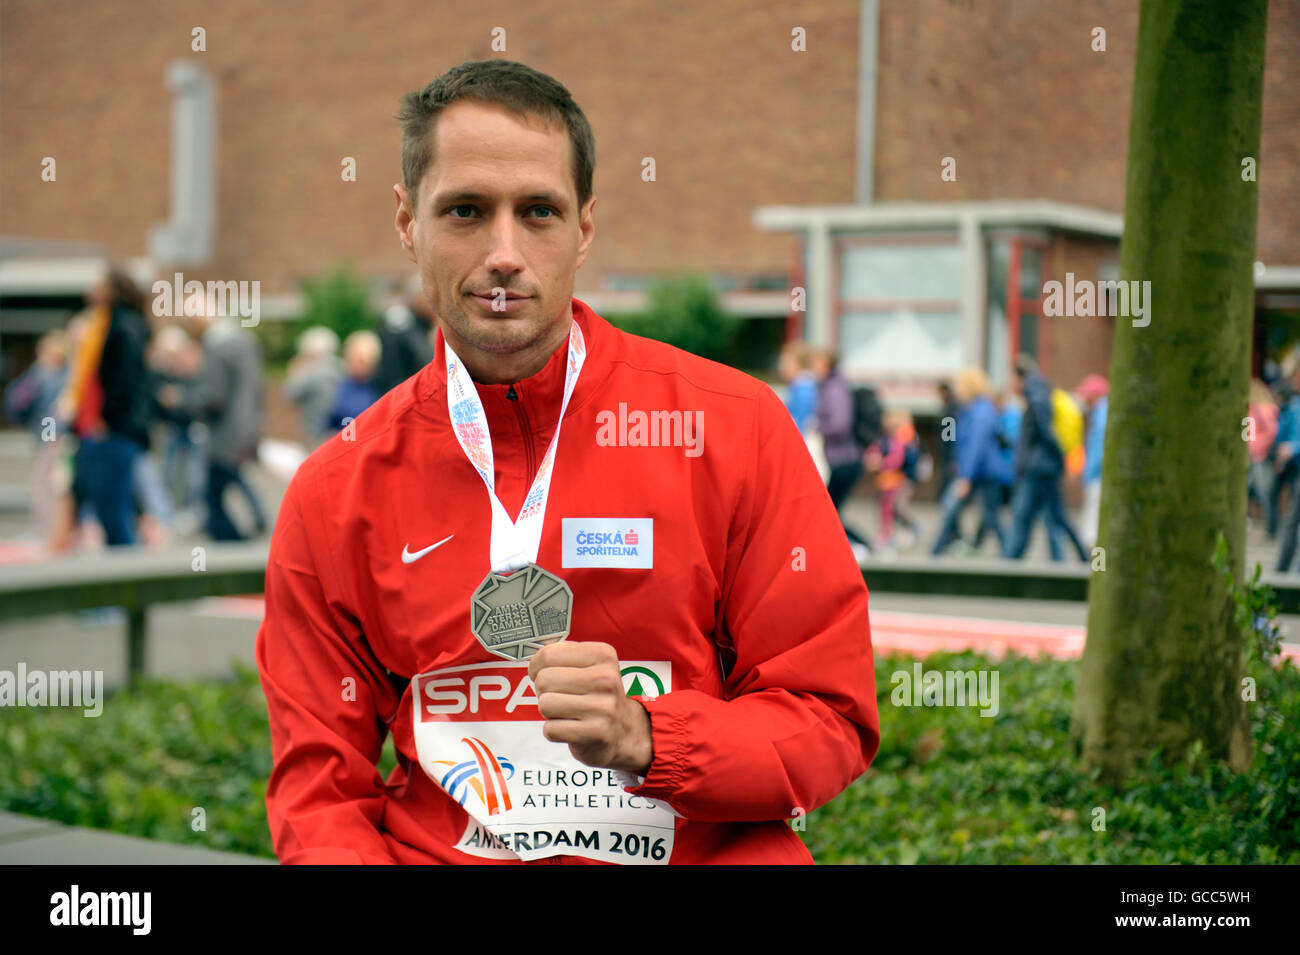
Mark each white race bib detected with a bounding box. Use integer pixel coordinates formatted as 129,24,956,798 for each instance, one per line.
411,659,677,864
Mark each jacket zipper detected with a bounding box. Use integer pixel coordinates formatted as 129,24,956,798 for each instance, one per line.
506,384,536,482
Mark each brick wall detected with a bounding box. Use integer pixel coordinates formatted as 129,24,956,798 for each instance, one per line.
2,0,1295,299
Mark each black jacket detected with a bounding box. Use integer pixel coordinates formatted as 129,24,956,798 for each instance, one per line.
1016,372,1064,479
97,304,153,448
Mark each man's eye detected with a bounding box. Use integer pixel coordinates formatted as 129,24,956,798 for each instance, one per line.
449,205,477,218
531,206,555,219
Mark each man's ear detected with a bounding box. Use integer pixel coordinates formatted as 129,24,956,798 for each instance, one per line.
394,184,418,263
575,195,596,270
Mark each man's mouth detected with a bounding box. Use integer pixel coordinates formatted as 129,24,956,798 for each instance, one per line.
468,291,532,313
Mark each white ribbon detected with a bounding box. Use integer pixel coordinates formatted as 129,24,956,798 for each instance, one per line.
444,322,587,572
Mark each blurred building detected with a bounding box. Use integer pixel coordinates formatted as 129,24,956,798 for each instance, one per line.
2,0,1298,410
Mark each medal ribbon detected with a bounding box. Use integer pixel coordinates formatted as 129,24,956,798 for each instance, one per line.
444,321,587,573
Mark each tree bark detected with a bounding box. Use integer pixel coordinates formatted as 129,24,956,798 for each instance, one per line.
1074,0,1267,782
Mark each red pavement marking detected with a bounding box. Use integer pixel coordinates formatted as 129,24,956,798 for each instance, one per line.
0,542,47,565
195,598,1300,663
871,610,1300,663
194,596,266,619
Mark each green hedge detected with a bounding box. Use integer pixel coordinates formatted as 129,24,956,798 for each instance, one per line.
2,646,1295,863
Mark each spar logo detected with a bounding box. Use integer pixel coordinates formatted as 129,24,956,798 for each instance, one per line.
432,736,516,815
621,665,665,699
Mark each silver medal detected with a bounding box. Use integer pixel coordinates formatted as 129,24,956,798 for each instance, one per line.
470,563,573,661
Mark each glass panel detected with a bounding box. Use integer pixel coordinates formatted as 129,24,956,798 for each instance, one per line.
1019,245,1042,300
987,302,1009,387
840,309,963,376
1020,308,1038,360
986,239,1010,385
840,241,963,302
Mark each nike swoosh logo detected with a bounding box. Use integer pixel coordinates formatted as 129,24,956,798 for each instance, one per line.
401,534,455,564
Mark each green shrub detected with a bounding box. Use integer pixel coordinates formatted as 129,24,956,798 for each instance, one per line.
606,275,739,364
2,628,1296,862
295,262,377,347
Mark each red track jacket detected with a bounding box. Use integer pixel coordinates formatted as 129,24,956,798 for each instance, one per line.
256,298,879,864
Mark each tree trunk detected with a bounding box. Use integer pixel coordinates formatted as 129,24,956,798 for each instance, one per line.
1074,0,1267,782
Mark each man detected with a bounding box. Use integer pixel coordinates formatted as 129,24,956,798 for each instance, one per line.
930,367,1010,556
326,330,382,433
256,59,879,865
1005,355,1088,562
284,326,343,451
374,273,436,396
812,348,873,563
164,291,267,541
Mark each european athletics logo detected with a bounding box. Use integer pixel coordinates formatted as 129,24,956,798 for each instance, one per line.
433,737,516,815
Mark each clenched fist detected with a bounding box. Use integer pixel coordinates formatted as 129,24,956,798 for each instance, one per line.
528,641,654,775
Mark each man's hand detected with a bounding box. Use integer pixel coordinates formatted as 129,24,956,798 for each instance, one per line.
952,476,971,500
528,641,653,776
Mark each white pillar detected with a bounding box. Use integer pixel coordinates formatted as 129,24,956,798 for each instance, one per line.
808,223,834,347
960,212,985,369
149,61,217,265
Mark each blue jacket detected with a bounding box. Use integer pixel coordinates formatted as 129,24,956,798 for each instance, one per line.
328,377,378,431
998,404,1022,487
785,374,818,435
1016,373,1064,478
1084,396,1107,485
1277,396,1300,450
955,395,1013,485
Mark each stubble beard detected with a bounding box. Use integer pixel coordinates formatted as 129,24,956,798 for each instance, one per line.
444,299,552,356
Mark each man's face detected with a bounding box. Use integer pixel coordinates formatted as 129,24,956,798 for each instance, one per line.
394,101,595,366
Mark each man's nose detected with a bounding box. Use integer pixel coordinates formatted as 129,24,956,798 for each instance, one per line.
483,211,526,277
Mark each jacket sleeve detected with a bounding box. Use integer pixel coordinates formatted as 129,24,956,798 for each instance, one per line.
255,471,404,864
954,404,985,482
627,385,880,821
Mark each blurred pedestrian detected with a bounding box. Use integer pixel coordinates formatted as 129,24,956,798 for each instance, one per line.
327,330,382,433
935,380,961,500
1076,374,1110,552
971,390,1019,550
778,340,819,435
1246,377,1279,531
1006,355,1087,562
865,407,919,551
3,329,69,542
150,323,206,535
62,266,153,547
931,367,1011,556
813,347,872,562
374,274,435,396
163,290,266,541
284,325,343,450
1270,363,1300,541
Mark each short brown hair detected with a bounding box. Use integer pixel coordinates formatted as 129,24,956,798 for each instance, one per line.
398,59,596,217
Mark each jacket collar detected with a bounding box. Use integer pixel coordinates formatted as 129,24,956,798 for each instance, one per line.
417,296,609,435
